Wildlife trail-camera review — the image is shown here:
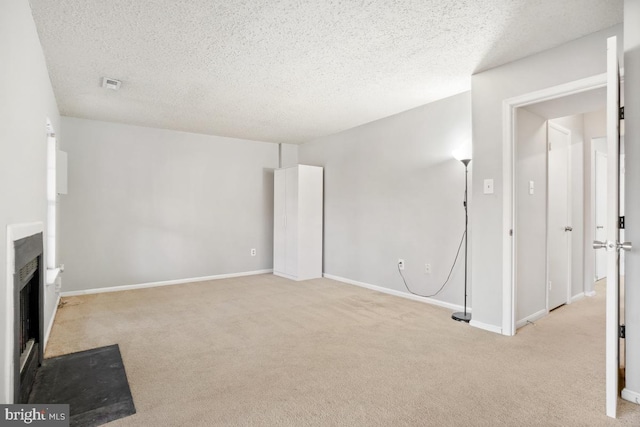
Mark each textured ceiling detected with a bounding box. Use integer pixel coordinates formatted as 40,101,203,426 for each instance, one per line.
29,0,622,144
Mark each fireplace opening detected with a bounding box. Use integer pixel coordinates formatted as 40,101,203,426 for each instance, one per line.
13,233,44,404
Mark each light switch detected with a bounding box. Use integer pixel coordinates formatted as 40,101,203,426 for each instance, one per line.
484,179,494,194
529,180,534,195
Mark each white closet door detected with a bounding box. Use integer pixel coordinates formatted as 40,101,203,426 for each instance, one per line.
273,169,286,274
285,167,299,276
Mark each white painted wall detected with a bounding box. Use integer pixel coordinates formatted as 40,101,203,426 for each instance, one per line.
0,0,61,403
299,92,471,309
470,24,622,331
622,0,640,402
584,109,608,144
59,117,279,292
280,143,299,168
515,108,547,324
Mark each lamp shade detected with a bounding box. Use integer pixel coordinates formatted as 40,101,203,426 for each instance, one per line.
452,145,472,164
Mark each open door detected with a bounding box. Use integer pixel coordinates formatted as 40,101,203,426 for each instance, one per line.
593,35,632,419
605,34,621,419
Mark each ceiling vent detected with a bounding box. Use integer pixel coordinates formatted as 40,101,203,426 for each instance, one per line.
102,77,122,90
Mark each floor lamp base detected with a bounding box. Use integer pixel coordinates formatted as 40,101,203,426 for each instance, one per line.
452,312,471,323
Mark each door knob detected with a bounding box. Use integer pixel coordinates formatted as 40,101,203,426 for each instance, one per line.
564,226,573,232
596,225,604,229
593,240,615,251
594,240,633,252
617,241,633,251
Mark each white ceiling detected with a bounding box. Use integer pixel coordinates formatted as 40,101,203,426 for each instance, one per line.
29,0,623,144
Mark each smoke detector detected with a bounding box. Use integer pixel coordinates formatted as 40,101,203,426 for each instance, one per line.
102,77,122,90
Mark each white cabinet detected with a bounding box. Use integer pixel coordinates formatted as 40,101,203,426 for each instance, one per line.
273,165,323,280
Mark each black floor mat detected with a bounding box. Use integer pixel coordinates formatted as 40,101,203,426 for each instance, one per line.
28,344,136,427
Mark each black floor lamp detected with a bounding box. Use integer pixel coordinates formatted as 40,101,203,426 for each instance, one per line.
452,149,471,323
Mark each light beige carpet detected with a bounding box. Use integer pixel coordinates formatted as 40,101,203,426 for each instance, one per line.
46,275,640,426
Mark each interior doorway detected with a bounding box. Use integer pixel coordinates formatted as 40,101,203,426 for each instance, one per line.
505,38,625,417
513,86,607,328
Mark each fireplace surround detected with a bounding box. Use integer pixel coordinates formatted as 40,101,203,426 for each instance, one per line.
14,232,44,403
7,226,44,403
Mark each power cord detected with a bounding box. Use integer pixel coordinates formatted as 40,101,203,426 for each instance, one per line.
397,230,466,298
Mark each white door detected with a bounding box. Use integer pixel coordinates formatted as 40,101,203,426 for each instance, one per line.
548,122,572,310
595,149,607,280
273,169,286,274
284,167,299,276
595,35,627,419
620,153,625,275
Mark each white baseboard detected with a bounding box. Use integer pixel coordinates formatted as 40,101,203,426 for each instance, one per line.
60,269,273,297
585,290,597,297
622,388,640,405
515,309,547,329
570,292,585,303
469,320,503,335
44,294,61,351
323,273,467,312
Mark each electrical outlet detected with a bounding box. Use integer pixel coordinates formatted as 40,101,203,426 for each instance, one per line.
398,259,405,270
250,248,256,256
425,263,431,274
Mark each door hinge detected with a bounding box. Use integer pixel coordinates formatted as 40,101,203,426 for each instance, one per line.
620,324,626,339
620,106,625,120
619,216,625,229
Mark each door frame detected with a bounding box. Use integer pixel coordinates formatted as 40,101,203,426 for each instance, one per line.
547,121,573,311
501,72,608,336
